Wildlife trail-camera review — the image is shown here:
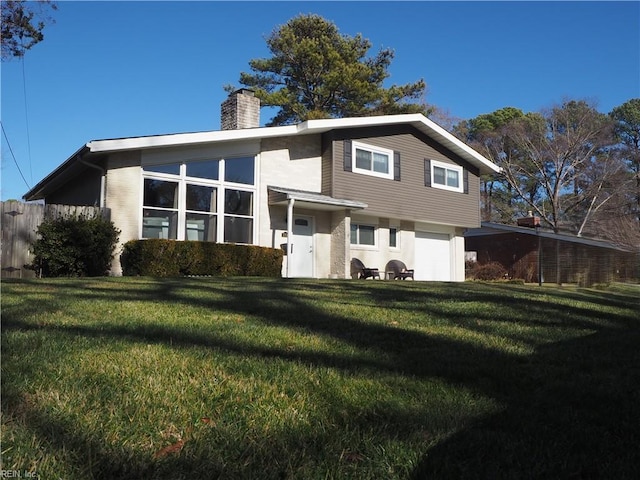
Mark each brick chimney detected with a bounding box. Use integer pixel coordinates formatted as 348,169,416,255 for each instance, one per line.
221,89,260,130
517,211,541,228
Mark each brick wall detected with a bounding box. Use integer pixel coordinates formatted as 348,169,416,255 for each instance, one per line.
221,89,260,130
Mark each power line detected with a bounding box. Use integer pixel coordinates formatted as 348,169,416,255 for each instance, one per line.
1,121,32,191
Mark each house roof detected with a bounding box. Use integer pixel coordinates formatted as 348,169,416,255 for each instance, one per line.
465,222,635,253
24,114,500,201
268,186,368,211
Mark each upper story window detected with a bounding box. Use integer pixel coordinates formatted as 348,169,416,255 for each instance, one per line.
430,159,464,193
352,141,394,180
225,156,254,185
145,163,181,176
142,156,255,244
186,159,219,180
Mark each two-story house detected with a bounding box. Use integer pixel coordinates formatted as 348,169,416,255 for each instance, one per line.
24,89,500,280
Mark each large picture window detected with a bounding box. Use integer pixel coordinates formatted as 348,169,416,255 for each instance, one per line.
352,141,394,180
430,160,463,193
142,156,256,243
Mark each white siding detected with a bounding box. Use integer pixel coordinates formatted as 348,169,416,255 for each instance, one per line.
257,135,323,250
105,152,142,275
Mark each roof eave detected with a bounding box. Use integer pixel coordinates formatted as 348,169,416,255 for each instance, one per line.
415,116,502,175
22,145,90,201
86,114,500,174
28,114,500,200
300,114,501,175
465,222,634,252
86,125,298,153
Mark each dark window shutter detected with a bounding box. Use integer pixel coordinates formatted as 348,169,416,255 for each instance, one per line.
463,169,469,194
393,151,401,181
424,159,431,186
344,139,352,172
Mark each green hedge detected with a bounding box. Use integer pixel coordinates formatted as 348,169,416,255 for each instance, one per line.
120,240,283,277
29,215,120,277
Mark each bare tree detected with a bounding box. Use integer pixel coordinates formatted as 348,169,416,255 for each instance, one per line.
455,99,639,248
501,100,614,233
610,99,640,228
453,107,530,223
573,150,628,237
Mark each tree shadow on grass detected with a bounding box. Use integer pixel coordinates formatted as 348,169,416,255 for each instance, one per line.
410,321,640,479
2,278,639,478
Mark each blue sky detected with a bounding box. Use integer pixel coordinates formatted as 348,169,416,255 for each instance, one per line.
1,1,639,201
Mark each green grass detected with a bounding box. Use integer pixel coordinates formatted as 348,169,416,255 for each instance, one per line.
1,278,639,479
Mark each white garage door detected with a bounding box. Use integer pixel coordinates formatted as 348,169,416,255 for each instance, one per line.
415,231,451,281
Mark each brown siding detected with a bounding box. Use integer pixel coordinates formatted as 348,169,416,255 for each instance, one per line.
325,126,481,227
321,134,333,195
465,232,639,285
467,233,538,281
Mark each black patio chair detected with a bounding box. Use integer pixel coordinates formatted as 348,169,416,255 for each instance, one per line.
350,258,381,279
385,260,414,280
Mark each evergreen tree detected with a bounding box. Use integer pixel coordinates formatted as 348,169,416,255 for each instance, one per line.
229,14,429,126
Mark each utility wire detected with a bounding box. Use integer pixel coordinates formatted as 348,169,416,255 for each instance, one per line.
1,121,32,191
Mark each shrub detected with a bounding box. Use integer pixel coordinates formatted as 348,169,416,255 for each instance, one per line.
466,261,508,281
29,215,120,277
120,240,283,277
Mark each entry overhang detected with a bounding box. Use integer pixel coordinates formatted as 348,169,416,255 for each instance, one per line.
268,186,367,211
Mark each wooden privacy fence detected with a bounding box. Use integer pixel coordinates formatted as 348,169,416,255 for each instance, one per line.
1,201,110,278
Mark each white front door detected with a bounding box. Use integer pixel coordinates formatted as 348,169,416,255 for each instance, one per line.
289,216,314,277
415,231,451,281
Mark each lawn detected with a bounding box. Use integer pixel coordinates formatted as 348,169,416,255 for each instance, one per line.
1,278,639,479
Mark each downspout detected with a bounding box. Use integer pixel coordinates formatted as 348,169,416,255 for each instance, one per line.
79,155,106,208
286,197,295,278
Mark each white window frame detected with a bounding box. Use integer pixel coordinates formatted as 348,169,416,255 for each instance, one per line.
431,159,464,193
350,223,377,248
184,180,219,242
389,226,400,250
352,141,394,180
140,171,181,240
141,157,256,244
